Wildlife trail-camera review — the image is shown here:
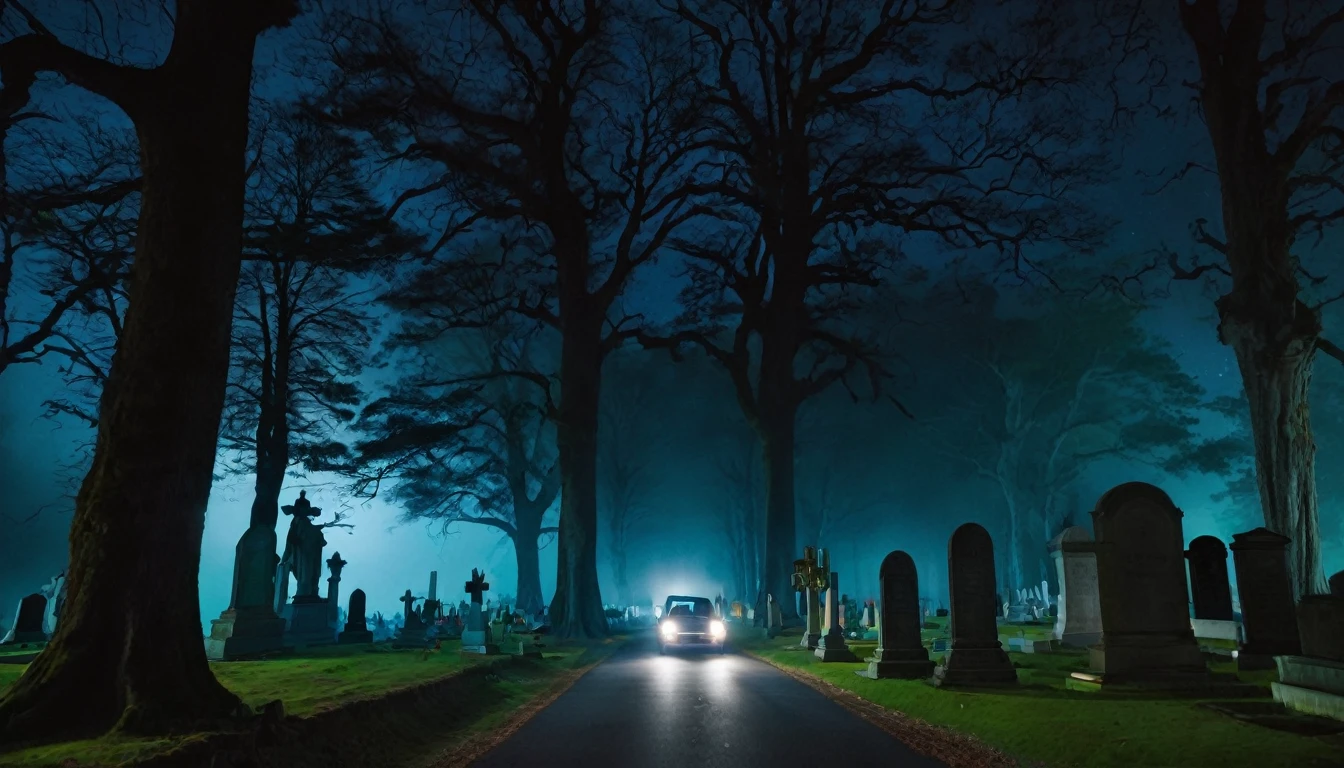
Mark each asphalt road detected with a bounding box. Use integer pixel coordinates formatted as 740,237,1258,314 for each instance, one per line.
471,634,945,768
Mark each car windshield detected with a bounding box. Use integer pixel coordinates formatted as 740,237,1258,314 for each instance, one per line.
665,598,713,618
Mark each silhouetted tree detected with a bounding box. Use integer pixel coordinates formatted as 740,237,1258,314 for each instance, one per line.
643,0,1108,619
598,348,667,605
351,322,560,616
316,0,709,637
0,0,299,743
221,107,415,539
921,282,1211,588
1168,0,1344,595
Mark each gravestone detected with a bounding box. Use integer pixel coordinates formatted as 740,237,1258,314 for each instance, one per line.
1185,535,1234,620
338,588,374,643
1069,482,1206,689
1273,591,1344,720
394,589,428,647
1,594,48,644
40,573,66,635
461,568,500,654
863,551,934,679
765,594,783,638
325,552,348,629
1231,527,1301,670
1049,526,1101,647
205,520,287,660
815,572,858,662
1330,570,1344,597
934,524,1016,686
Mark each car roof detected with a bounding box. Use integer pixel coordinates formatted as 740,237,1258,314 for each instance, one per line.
665,595,710,602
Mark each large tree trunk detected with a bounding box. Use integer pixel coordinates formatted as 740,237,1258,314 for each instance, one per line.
548,309,608,638
511,522,544,617
758,405,800,622
0,6,269,743
1220,293,1328,597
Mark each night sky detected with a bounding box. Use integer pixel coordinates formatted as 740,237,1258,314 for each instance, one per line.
0,7,1340,629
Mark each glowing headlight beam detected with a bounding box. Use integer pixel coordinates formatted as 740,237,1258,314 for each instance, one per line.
660,620,678,638
710,620,726,638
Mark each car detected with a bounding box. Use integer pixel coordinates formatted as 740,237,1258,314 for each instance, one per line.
657,594,727,653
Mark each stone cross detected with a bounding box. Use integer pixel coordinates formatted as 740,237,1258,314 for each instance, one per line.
326,552,347,626
466,569,490,604
1185,535,1234,620
399,589,420,625
864,550,933,679
934,523,1017,687
793,545,827,650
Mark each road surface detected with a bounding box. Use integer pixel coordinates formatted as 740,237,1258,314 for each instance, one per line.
472,635,945,767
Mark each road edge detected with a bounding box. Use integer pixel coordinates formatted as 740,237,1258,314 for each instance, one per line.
743,650,1023,768
429,641,623,768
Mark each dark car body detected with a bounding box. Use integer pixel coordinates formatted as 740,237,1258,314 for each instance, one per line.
658,595,725,653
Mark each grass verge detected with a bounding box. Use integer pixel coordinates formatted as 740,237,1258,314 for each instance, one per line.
735,623,1344,768
0,637,621,767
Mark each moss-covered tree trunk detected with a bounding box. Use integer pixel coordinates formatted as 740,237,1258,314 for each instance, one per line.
0,1,293,743
512,517,544,617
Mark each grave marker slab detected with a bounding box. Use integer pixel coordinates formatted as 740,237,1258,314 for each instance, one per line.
815,572,858,662
338,588,374,644
1,594,47,645
1049,526,1101,648
1069,483,1206,688
1232,527,1301,670
934,523,1017,686
863,551,933,679
1185,535,1234,621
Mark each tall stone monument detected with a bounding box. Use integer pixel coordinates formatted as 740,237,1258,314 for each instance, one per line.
1050,526,1102,647
935,523,1017,687
1231,527,1301,670
205,491,295,660
338,588,374,644
792,546,827,650
815,571,857,662
1185,535,1234,620
326,552,348,628
864,551,934,679
278,493,336,647
461,568,500,654
1069,483,1206,689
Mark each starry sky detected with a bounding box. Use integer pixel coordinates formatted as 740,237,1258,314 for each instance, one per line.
0,6,1340,628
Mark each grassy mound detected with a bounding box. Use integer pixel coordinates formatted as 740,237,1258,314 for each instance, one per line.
735,623,1344,768
0,638,612,767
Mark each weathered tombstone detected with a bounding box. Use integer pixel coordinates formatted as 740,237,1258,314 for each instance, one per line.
338,589,374,643
461,568,500,654
1185,536,1234,620
1,594,48,644
1049,526,1102,647
325,552,348,628
1329,570,1344,597
205,519,287,660
863,551,934,679
1069,483,1206,689
934,524,1016,686
1231,527,1301,669
394,589,428,647
764,594,783,638
815,572,858,662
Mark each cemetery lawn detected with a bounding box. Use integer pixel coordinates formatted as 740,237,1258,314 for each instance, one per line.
0,637,615,767
738,625,1344,768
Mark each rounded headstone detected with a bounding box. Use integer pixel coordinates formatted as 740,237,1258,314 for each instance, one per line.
1092,482,1189,637
1185,535,1233,621
877,551,922,651
948,523,999,646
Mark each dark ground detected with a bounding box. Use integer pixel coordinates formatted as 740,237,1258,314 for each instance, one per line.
471,633,945,767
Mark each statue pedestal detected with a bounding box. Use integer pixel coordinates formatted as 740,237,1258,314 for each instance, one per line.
284,598,337,648
338,628,374,644
814,631,857,662
461,629,500,655
206,607,286,660
863,648,934,680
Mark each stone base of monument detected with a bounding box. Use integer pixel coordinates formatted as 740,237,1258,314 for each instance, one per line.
862,648,934,680
1238,650,1287,671
461,629,500,655
284,599,338,648
338,629,374,644
814,634,858,662
1190,618,1240,643
1055,631,1101,648
1272,656,1344,721
933,644,1018,687
205,608,286,660
799,630,821,650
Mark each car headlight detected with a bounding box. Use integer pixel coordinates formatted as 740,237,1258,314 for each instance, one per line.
710,620,726,638
661,621,678,638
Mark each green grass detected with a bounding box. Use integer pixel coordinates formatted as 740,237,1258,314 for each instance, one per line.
736,625,1344,768
0,638,611,767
